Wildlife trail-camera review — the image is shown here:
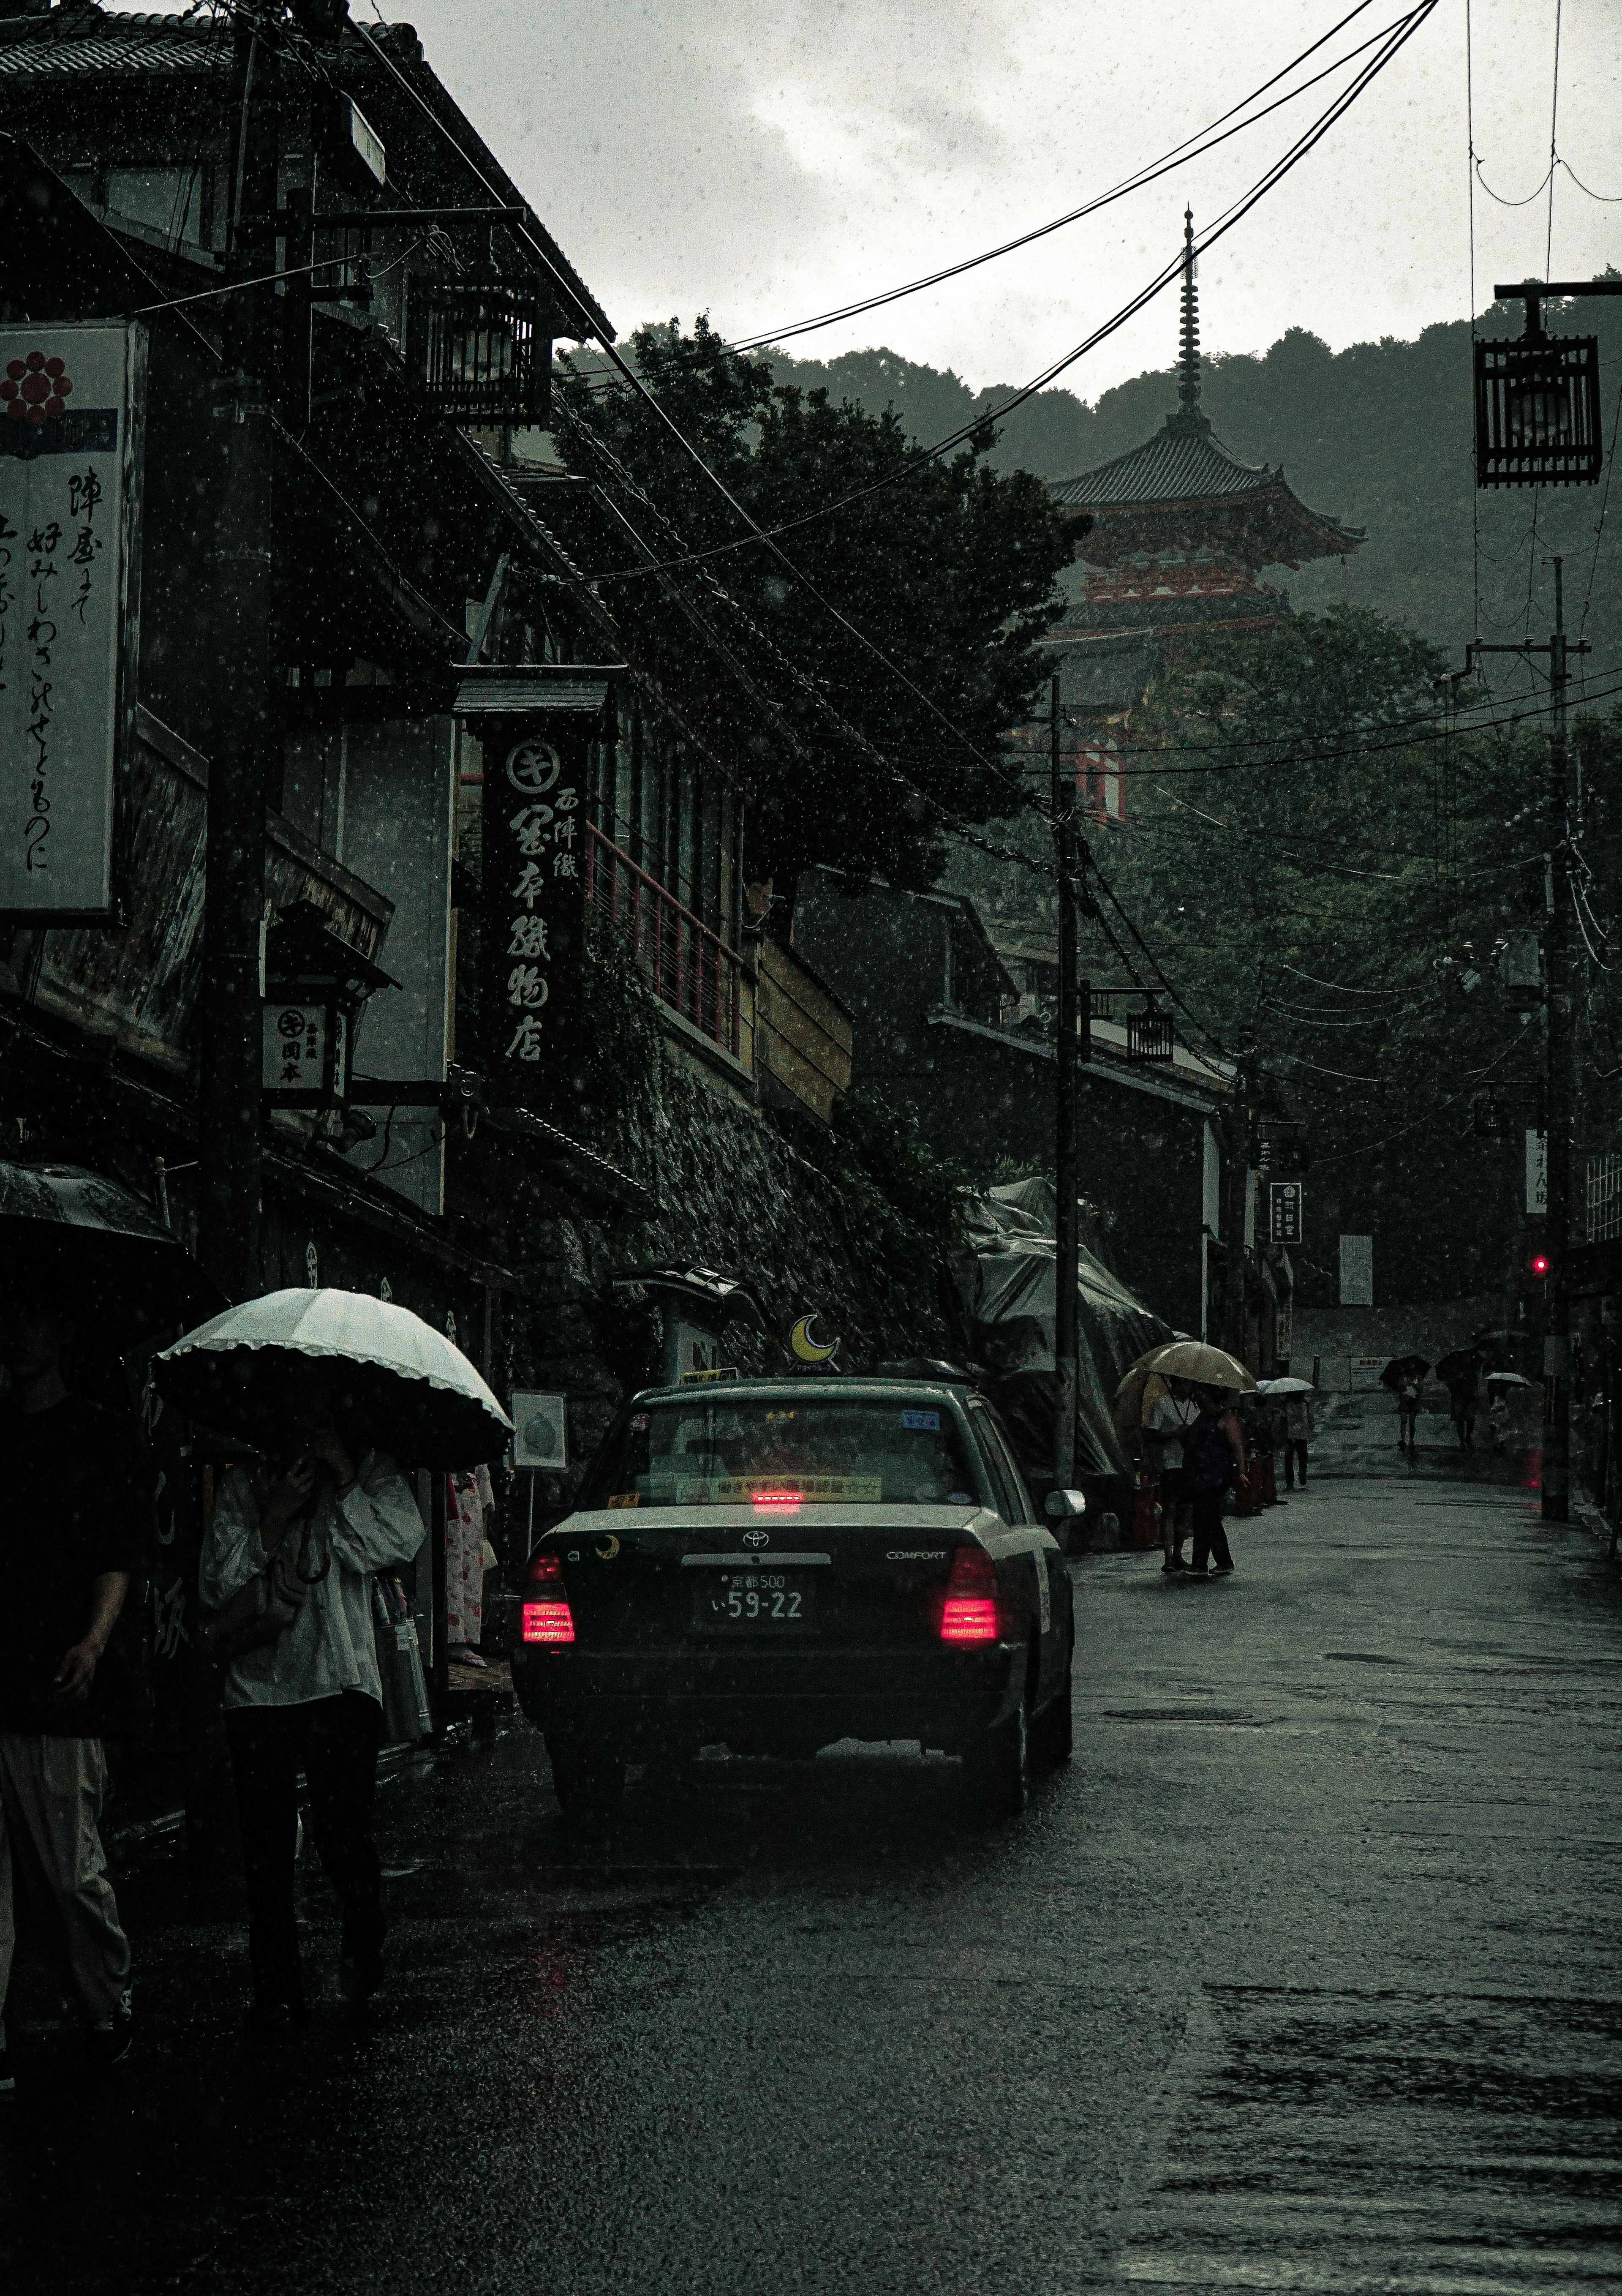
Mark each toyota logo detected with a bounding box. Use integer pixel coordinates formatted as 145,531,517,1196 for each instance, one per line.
743,1527,770,1548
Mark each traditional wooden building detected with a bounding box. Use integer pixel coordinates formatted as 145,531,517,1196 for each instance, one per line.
0,3,856,1795
1042,213,1364,822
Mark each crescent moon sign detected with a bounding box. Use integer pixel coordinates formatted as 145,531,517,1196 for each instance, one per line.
791,1314,840,1363
595,1533,620,1560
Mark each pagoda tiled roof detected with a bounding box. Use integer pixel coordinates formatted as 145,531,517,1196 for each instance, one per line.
1048,405,1363,559
1049,407,1276,510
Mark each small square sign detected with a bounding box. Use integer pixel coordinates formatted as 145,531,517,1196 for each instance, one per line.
511,1389,567,1470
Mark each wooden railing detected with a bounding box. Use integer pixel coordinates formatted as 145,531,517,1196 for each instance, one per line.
585,824,747,1064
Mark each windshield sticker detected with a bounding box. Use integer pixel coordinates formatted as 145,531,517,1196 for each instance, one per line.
647,1473,884,1505
606,1492,640,1510
901,1409,941,1431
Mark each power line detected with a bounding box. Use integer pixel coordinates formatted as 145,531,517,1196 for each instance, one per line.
571,2,1442,594
724,0,1400,352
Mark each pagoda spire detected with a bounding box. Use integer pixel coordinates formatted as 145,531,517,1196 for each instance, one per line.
1177,207,1202,413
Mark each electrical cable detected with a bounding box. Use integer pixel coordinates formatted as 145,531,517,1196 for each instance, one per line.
568,3,1441,597
1467,0,1481,643
1037,670,1622,780
1472,158,1554,207
724,0,1402,352
1559,158,1622,201
1546,0,1563,279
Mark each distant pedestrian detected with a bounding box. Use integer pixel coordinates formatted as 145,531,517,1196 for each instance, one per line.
1181,1386,1247,1576
1147,1375,1200,1574
1284,1390,1314,1488
0,1288,151,2088
1445,1367,1479,1451
1396,1372,1423,1448
200,1359,423,2032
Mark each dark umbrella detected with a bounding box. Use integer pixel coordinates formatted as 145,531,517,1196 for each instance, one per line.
0,1159,224,1344
1379,1353,1430,1390
1434,1346,1485,1385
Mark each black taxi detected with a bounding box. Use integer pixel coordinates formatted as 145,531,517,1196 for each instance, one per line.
510,1377,1081,1824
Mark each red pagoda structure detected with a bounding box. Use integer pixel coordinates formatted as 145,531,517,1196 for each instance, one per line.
1045,213,1363,821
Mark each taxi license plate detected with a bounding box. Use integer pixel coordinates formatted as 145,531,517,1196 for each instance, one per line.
692,1571,816,1634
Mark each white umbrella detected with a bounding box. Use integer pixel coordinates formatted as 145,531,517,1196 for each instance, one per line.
1257,1376,1315,1396
154,1289,513,1469
1485,1370,1534,1389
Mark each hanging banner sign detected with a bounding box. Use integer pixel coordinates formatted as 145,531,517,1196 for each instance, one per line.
1268,1179,1304,1246
1338,1233,1373,1307
1525,1128,1548,1215
478,720,589,1107
454,663,622,1115
0,323,144,922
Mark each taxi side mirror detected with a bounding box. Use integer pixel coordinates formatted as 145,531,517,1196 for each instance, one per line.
1045,1488,1086,1519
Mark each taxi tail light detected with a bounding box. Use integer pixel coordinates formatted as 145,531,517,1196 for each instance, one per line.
522,1549,575,1645
940,1542,999,1644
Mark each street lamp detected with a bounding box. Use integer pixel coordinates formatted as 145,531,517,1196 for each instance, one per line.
1474,281,1622,489
261,899,394,1112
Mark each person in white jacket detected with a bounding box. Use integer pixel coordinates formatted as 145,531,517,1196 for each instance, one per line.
200,1361,423,2030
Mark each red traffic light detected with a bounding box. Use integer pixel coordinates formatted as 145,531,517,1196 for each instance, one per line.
1529,1252,1550,1276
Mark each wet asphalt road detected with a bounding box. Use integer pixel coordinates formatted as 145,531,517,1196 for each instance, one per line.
4,1463,1620,2295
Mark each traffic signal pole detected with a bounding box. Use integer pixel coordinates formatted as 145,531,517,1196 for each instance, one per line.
1052,671,1080,1493
1469,563,1589,1522
198,20,279,1298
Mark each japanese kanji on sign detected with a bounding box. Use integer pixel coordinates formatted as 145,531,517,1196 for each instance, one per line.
477,724,589,1109
0,322,144,921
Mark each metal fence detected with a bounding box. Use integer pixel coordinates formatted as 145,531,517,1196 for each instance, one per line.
1587,1151,1622,1243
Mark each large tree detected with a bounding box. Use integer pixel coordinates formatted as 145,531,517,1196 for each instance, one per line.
551,322,1071,890
948,606,1622,1309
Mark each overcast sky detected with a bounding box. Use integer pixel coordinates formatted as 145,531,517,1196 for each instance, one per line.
384,0,1616,394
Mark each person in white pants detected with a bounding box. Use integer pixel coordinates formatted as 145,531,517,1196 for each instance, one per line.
0,1291,151,2090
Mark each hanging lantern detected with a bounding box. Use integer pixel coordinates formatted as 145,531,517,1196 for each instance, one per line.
261,900,395,1111
1126,995,1174,1064
1475,285,1606,488
407,280,553,428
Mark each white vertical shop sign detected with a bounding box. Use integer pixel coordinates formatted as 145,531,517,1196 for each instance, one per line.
0,322,144,920
1525,1129,1548,1215
1339,1233,1374,1306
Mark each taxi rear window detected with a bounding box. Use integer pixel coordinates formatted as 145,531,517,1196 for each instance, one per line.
576,1399,984,1510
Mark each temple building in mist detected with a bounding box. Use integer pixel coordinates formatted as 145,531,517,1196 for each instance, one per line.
1043,213,1363,822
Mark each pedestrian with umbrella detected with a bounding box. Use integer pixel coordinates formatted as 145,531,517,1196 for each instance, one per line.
0,1162,220,2090
1380,1355,1430,1449
1259,1377,1316,1489
1182,1385,1248,1576
1435,1347,1484,1452
158,1290,511,2032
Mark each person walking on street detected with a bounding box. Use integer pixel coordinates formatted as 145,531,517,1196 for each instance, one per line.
1181,1386,1247,1576
200,1359,423,2032
1147,1375,1200,1573
0,1289,152,2089
1396,1371,1423,1449
1445,1366,1480,1451
1284,1389,1314,1488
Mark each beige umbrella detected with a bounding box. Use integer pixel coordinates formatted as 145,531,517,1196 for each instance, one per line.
1150,1339,1257,1392
1113,1342,1182,1432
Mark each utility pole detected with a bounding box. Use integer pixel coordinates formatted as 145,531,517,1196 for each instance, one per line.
1052,670,1080,1493
1543,558,1573,1521
1467,561,1589,1522
198,18,280,1298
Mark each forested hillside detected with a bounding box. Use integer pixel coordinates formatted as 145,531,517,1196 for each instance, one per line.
767,286,1622,660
